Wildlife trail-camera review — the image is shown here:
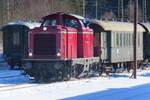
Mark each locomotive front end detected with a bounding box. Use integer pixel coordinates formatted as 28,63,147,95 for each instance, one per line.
22,13,78,81
28,26,63,59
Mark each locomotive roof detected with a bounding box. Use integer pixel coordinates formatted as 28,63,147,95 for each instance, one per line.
91,20,145,32
2,21,41,29
139,23,150,33
43,12,85,20
68,14,85,20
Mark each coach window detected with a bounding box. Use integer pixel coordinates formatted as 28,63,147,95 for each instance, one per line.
126,33,129,47
101,32,103,47
125,33,127,47
123,33,126,47
120,33,122,47
13,31,20,46
129,34,131,46
103,32,106,48
112,32,115,47
126,34,128,46
101,32,104,47
112,32,113,47
138,33,140,46
116,33,119,47
127,33,129,47
125,33,126,47
114,32,116,47
129,33,131,46
131,34,133,46
129,33,132,47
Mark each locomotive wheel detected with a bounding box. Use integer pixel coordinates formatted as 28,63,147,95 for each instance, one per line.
34,66,44,83
74,64,84,78
98,64,103,76
8,60,15,70
63,65,71,81
62,62,72,81
71,65,77,78
99,70,103,76
54,63,65,81
54,62,71,81
127,66,131,72
105,71,110,76
10,65,15,70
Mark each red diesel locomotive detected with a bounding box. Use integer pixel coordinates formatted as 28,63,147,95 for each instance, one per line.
22,12,145,82
22,12,99,81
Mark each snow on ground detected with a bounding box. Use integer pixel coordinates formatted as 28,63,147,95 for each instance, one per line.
0,68,150,100
0,70,30,85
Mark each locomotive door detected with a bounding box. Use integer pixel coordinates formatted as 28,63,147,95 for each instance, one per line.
94,32,101,57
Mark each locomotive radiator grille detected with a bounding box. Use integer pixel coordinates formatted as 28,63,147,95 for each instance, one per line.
33,34,56,55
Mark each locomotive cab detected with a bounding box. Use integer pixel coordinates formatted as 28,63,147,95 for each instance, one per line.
23,12,95,81
62,14,93,58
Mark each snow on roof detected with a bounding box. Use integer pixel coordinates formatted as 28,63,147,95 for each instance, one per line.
91,20,145,32
3,21,41,29
69,14,85,20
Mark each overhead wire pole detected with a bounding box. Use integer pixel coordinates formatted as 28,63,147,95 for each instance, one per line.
133,0,138,79
51,0,53,12
118,0,124,21
83,0,85,17
95,0,98,19
6,0,10,21
143,0,147,22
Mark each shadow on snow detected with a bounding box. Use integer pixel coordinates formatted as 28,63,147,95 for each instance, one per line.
63,83,150,100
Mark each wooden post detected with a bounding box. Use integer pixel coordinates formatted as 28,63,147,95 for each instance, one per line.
133,0,138,79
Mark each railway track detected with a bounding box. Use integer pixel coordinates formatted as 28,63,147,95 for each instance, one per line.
0,74,24,79
0,83,40,92
0,67,149,93
0,71,36,92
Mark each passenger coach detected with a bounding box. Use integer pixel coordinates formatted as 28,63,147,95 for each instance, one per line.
89,20,144,71
2,21,40,69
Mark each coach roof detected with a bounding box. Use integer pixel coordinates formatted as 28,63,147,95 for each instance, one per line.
2,21,41,29
91,20,145,32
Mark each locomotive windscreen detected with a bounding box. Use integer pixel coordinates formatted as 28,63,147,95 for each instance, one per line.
33,34,56,55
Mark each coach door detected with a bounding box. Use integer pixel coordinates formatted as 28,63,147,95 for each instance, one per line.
12,28,21,53
101,31,108,60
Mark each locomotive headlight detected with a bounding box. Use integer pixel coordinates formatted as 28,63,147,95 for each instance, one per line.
56,52,61,57
28,49,33,57
56,49,61,57
43,27,47,31
29,52,33,57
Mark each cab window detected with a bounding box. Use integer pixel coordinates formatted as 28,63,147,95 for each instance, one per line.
63,18,80,29
42,19,56,26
